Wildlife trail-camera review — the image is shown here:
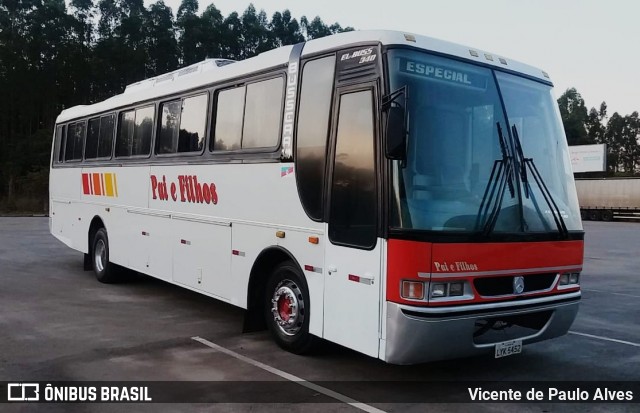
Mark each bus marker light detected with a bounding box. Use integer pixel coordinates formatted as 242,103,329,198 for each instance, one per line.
232,250,245,257
349,274,360,283
401,281,424,300
404,34,416,42
304,265,322,273
308,236,319,244
181,239,191,245
276,231,285,238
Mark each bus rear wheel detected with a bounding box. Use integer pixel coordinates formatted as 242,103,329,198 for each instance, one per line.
264,261,315,354
92,228,119,283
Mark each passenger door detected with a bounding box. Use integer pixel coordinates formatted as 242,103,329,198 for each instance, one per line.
323,86,382,357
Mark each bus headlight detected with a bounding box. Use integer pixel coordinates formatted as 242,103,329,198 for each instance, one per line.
449,282,464,296
431,283,446,298
559,272,580,285
430,281,467,298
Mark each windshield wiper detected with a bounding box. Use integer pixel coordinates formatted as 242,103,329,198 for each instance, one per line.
511,125,569,239
476,122,515,234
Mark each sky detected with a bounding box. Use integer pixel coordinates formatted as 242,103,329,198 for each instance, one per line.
154,0,639,117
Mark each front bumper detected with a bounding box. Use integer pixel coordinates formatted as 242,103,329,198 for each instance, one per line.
383,292,580,364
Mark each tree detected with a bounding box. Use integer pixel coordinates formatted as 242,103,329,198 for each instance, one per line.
270,10,304,46
176,0,203,65
221,11,242,59
619,112,640,174
200,4,224,58
604,112,625,173
146,1,178,75
585,102,607,144
557,88,590,146
300,15,354,39
0,0,357,211
239,4,274,59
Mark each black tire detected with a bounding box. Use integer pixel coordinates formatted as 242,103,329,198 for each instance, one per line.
588,210,602,221
602,210,614,221
264,261,315,354
91,228,119,283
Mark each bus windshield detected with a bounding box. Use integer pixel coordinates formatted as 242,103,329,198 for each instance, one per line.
387,49,582,236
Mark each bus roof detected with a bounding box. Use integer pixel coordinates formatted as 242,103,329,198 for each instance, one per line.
56,30,551,124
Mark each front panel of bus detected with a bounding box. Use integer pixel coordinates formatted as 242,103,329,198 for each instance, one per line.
381,48,583,364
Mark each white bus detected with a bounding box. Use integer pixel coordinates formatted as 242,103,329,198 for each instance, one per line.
50,30,584,364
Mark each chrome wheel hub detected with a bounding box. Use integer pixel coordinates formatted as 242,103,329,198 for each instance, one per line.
271,280,304,336
94,239,106,273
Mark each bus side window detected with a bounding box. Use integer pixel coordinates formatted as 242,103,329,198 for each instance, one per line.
116,106,154,157
65,121,86,161
98,114,115,158
85,117,101,159
158,94,208,154
55,125,65,163
296,55,336,221
133,106,154,156
116,110,135,157
212,86,245,151
242,77,283,149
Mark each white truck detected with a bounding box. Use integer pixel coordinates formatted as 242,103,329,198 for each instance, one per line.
575,178,640,220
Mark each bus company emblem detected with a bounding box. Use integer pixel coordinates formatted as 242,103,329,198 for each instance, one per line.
340,47,377,64
150,174,218,205
82,173,118,197
280,166,293,177
513,276,525,294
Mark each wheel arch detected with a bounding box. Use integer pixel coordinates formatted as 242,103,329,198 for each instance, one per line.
243,245,305,333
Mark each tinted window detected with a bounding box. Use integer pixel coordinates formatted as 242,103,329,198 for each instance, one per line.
296,56,336,220
85,118,100,159
98,115,115,158
213,87,244,151
65,121,85,161
116,111,135,157
159,94,208,154
328,90,377,248
55,125,65,163
116,106,154,157
242,77,283,149
133,106,154,156
158,100,181,154
178,94,208,152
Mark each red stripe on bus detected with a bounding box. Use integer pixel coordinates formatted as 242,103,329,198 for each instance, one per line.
82,174,90,195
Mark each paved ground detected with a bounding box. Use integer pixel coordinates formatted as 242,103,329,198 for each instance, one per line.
0,218,638,412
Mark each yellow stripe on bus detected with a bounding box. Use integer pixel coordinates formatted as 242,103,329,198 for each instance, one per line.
105,173,114,197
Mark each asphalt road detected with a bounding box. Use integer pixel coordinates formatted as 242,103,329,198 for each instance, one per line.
0,217,638,412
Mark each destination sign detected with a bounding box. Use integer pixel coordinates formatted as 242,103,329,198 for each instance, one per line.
399,58,487,89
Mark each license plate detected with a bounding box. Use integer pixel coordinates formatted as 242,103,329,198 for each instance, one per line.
495,339,522,358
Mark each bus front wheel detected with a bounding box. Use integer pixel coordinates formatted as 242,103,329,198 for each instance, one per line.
264,261,315,354
92,228,118,283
